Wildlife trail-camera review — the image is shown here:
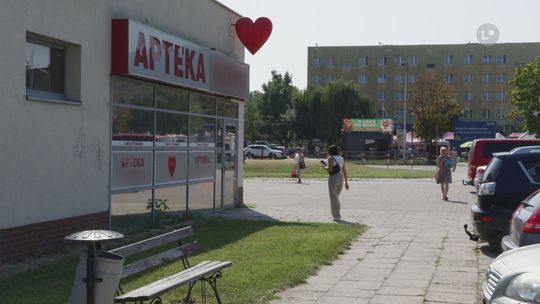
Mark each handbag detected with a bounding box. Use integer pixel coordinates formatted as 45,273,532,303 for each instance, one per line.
328,157,341,175
291,169,297,178
299,158,306,170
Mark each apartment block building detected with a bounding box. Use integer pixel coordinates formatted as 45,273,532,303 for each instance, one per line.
307,43,540,133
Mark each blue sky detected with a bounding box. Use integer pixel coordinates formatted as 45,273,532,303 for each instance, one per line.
218,0,540,91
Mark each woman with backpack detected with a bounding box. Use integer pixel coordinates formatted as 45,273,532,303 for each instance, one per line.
321,145,349,221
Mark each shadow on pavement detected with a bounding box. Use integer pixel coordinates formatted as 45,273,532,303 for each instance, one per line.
447,199,469,205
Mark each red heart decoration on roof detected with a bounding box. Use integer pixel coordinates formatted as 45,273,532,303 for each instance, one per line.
235,17,272,55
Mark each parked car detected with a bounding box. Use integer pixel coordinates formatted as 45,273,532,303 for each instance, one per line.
501,188,540,251
244,144,283,159
471,146,540,247
464,138,540,186
480,244,540,303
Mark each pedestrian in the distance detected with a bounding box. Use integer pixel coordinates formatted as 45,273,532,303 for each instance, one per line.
435,146,452,200
321,145,349,221
294,147,304,184
450,147,458,172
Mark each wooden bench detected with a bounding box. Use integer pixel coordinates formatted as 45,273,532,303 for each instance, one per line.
110,226,232,304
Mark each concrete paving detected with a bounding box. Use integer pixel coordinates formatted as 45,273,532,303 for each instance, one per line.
216,163,497,304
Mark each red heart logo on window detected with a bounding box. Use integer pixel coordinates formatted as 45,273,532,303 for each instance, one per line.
168,156,176,177
235,17,272,55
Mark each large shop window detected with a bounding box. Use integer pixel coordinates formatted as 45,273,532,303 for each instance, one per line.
25,33,81,104
111,77,238,215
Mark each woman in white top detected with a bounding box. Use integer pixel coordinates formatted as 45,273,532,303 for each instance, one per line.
294,147,303,184
323,145,349,221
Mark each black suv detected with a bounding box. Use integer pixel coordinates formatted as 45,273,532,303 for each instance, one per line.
471,146,540,247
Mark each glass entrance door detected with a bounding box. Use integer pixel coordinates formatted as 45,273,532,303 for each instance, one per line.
222,121,237,208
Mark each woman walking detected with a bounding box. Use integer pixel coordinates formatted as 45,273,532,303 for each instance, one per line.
435,146,453,200
322,145,349,221
294,147,304,183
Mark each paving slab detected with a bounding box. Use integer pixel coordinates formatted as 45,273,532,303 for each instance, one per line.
218,163,496,304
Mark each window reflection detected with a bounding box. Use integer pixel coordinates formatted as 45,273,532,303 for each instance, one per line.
191,94,216,115
190,117,216,147
25,41,65,94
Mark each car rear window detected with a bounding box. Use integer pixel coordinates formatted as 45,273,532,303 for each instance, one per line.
482,157,502,182
520,159,540,183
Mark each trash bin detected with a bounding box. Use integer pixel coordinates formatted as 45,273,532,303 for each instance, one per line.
69,250,124,304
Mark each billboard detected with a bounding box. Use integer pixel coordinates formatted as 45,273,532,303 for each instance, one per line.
342,118,393,133
453,121,496,141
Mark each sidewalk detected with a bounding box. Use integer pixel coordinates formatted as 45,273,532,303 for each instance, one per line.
218,164,495,304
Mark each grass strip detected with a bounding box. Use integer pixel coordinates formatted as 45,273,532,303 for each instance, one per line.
243,159,433,179
0,217,364,304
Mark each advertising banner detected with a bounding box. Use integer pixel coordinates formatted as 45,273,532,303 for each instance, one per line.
189,151,215,180
453,121,497,141
342,118,393,133
111,151,153,190
155,151,187,185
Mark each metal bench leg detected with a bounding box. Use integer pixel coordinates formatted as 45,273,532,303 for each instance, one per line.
183,282,196,303
149,298,162,304
203,272,224,304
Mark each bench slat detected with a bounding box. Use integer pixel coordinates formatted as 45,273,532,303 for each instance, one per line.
120,241,199,279
115,260,232,301
111,226,194,257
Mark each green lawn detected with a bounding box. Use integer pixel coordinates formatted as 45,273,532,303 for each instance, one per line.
0,217,364,304
243,159,433,179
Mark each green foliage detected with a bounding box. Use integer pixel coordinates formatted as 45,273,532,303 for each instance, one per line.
245,72,374,145
409,75,461,151
146,198,170,228
509,57,540,135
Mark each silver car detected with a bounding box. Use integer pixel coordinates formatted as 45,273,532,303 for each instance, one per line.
501,189,540,252
481,244,540,303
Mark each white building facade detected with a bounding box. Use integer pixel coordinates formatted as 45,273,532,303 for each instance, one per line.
0,0,247,262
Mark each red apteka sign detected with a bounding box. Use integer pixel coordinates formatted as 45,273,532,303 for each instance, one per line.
111,19,249,100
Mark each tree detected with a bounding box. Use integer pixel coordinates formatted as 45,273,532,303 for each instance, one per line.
409,75,460,154
245,71,299,143
319,79,373,145
509,56,540,136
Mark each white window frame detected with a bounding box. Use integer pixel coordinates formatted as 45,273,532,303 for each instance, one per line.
482,109,491,119
377,91,386,101
464,92,473,101
444,74,454,84
482,73,492,83
464,55,474,65
378,56,387,66
313,57,321,67
497,55,507,64
377,74,387,84
358,74,368,84
496,73,507,83
394,56,404,66
482,55,492,64
482,92,492,101
464,74,473,84
408,56,418,65
444,55,454,65
495,91,506,101
496,109,506,119
358,56,368,67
